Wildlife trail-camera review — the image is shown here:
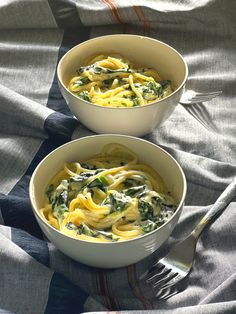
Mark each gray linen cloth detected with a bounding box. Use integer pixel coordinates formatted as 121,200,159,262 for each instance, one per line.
0,1,236,313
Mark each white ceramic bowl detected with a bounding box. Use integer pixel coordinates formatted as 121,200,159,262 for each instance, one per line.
57,34,188,137
30,135,187,268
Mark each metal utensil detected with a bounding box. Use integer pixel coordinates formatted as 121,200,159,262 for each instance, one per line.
179,90,222,105
140,179,236,300
179,90,222,132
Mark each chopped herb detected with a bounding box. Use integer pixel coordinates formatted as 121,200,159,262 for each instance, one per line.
77,223,99,237
160,202,176,211
103,79,114,87
125,185,146,197
138,199,154,220
66,222,101,237
143,81,163,100
77,64,93,74
132,98,139,106
105,67,132,74
123,178,137,188
149,81,162,95
119,78,127,85
78,91,91,102
104,192,129,213
94,169,105,174
53,192,67,207
53,203,68,219
152,195,176,211
48,180,69,220
65,222,78,230
51,180,69,209
69,172,94,183
93,66,103,74
98,231,119,241
69,223,119,241
159,80,171,89
46,184,54,203
87,176,109,191
141,220,157,233
129,94,139,106
99,176,109,186
68,172,95,194
151,196,161,206
80,163,97,170
154,210,173,226
75,77,90,86
91,65,133,75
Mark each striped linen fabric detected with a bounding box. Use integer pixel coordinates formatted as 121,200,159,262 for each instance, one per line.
0,0,236,313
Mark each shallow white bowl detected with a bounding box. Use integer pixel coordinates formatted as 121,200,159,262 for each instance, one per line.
29,135,187,268
57,34,188,137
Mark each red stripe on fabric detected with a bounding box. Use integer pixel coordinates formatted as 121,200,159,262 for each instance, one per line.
96,271,111,309
127,264,153,309
133,5,150,35
124,0,150,34
96,270,120,310
102,0,127,32
106,272,121,310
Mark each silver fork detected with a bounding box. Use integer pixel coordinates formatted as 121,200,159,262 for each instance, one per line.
179,90,222,132
140,179,236,300
179,89,222,105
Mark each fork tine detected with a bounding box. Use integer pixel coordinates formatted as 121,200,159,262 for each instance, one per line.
145,266,172,283
181,103,218,132
193,91,222,97
152,271,178,288
191,94,219,102
139,262,165,280
148,260,166,273
155,287,179,300
154,273,183,290
155,287,170,298
179,90,222,105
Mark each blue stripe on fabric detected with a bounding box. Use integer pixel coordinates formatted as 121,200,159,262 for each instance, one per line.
43,27,91,136
0,193,43,239
44,111,79,140
11,227,49,267
45,272,88,314
1,29,90,239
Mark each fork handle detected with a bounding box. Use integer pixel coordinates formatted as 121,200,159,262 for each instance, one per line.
191,179,236,239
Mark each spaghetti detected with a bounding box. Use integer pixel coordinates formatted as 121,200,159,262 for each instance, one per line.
68,54,173,108
41,143,177,242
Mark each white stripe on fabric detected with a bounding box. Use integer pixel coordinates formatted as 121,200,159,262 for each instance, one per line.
0,232,53,314
0,225,11,240
0,136,43,195
0,30,63,194
0,0,57,29
0,30,63,105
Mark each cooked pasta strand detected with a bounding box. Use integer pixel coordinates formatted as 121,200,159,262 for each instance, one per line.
41,143,177,242
68,54,173,107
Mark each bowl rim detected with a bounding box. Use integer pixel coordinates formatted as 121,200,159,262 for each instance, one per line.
57,34,189,111
29,134,187,246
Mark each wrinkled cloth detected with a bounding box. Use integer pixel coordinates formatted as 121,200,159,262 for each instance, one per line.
0,1,236,313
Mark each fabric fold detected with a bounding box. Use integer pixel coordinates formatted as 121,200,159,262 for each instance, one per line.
1,1,236,313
